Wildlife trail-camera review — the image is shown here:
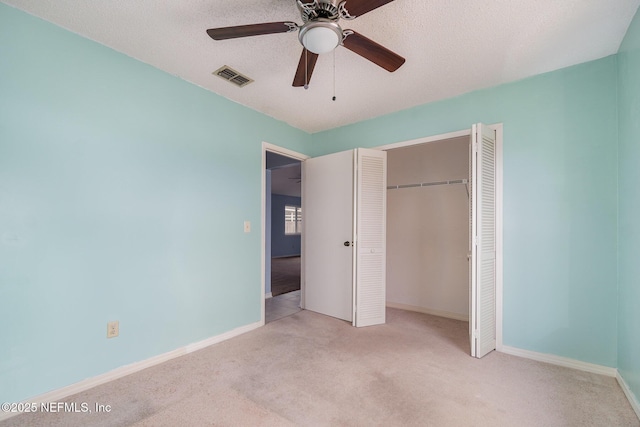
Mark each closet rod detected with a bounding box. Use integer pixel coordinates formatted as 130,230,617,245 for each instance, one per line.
386,178,468,190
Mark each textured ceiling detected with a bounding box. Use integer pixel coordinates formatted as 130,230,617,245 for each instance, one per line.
4,0,639,133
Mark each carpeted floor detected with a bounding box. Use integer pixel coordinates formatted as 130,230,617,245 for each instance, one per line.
3,308,638,426
270,256,300,297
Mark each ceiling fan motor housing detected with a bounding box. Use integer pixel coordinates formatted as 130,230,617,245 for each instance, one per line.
296,0,352,54
297,0,342,23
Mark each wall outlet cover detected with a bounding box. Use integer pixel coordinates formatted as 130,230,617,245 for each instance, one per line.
107,320,119,338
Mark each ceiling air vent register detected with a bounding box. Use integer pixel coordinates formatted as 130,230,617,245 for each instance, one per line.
213,66,254,87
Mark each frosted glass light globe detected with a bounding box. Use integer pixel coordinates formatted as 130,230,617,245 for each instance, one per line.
302,26,340,54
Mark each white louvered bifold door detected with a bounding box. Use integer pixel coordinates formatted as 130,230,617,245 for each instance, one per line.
354,148,387,327
471,123,497,358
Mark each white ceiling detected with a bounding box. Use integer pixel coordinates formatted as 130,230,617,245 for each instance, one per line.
4,0,639,133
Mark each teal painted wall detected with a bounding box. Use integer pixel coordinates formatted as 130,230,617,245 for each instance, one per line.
617,5,640,406
313,57,620,367
0,4,311,403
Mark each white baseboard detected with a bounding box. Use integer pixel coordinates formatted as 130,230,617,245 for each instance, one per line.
265,292,273,299
617,371,640,421
184,321,261,353
499,345,617,377
386,301,468,321
0,320,262,422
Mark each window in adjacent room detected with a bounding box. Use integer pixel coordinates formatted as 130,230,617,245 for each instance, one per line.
285,205,302,235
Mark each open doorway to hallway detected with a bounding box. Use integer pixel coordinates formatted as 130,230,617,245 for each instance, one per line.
265,150,302,323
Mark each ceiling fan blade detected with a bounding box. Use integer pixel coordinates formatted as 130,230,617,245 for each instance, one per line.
342,31,405,72
207,22,297,40
341,0,395,18
292,48,319,87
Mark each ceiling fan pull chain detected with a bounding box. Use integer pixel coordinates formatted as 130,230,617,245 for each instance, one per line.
304,48,309,90
332,49,336,101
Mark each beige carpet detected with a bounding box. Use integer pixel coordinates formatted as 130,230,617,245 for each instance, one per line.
3,308,638,427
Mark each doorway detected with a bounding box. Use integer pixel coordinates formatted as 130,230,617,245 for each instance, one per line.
262,143,309,324
378,125,504,355
261,144,388,328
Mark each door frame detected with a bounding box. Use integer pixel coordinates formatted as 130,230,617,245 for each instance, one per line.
261,142,310,325
375,125,504,350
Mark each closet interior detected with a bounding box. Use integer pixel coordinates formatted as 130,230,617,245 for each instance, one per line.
386,136,471,321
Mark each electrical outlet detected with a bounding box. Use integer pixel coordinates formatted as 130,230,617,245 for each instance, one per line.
244,221,251,233
107,320,119,338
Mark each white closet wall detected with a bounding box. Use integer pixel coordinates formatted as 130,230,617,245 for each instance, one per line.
386,136,470,320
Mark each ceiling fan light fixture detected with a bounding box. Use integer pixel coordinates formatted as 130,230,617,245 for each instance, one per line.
299,20,342,54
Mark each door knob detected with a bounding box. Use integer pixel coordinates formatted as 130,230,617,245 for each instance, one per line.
344,241,351,247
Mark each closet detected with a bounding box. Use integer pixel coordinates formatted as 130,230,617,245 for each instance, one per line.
386,136,470,321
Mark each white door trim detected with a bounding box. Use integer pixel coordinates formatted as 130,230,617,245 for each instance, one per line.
376,129,472,151
374,125,504,351
261,142,309,325
494,124,503,350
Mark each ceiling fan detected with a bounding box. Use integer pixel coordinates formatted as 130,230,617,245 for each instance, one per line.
206,0,405,88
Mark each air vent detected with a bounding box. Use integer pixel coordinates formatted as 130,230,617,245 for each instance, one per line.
213,66,254,87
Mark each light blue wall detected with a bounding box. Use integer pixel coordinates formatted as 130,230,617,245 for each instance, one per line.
313,57,620,367
271,195,302,257
617,5,640,407
0,4,311,403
